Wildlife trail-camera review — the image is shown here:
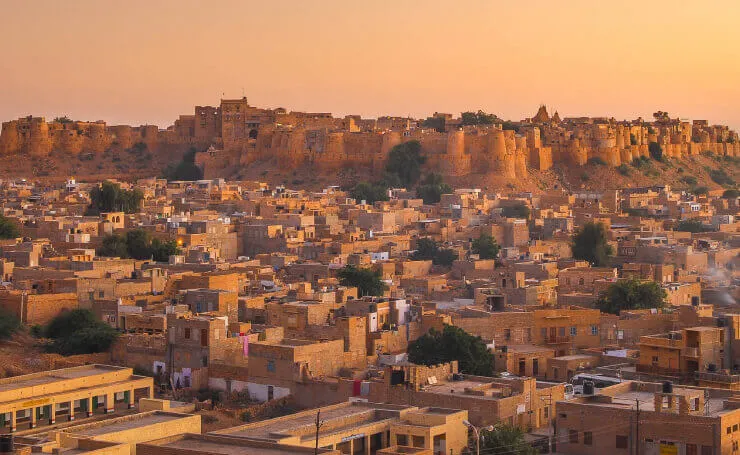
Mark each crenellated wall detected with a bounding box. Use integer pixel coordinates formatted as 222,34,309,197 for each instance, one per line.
1,104,737,180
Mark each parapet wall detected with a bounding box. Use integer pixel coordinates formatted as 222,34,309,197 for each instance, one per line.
1,112,736,180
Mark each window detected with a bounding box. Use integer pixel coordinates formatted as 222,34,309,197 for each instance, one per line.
396,435,408,446
569,430,578,443
504,329,511,341
591,325,598,336
525,328,532,342
702,446,713,455
734,424,738,432
584,431,592,445
540,328,547,339
184,328,191,339
99,290,104,298
652,356,659,364
570,327,577,336
728,427,733,435
543,406,549,418
267,360,275,372
558,327,566,337
412,436,424,448
616,435,628,449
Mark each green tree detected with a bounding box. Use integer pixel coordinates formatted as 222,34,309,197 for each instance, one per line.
98,229,180,262
648,141,663,161
692,186,709,196
416,173,452,204
413,238,440,261
710,169,735,186
386,141,426,188
597,279,667,315
163,148,204,181
421,116,445,133
126,229,153,260
43,309,119,355
412,238,458,266
88,181,144,214
45,309,98,339
675,219,706,233
53,116,73,124
408,325,493,376
571,222,613,266
722,189,739,199
98,233,130,258
151,238,180,262
478,424,537,455
337,265,387,297
460,110,497,126
630,133,638,146
0,307,20,340
0,214,20,239
350,181,389,204
501,204,530,219
472,234,500,260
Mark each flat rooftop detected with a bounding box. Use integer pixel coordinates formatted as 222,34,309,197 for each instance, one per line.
0,364,130,394
67,412,189,437
143,434,331,455
573,388,732,417
216,403,386,441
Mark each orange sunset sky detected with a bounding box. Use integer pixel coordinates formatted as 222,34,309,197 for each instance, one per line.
1,0,740,129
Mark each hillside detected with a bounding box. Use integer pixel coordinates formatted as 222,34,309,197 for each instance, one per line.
0,147,737,196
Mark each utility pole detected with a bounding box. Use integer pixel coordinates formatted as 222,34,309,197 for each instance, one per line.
635,399,641,455
314,410,322,455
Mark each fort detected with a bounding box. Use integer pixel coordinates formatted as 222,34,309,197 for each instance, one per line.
1,99,738,179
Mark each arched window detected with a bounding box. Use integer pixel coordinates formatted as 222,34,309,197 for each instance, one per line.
249,129,258,140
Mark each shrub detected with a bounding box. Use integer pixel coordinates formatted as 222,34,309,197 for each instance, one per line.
587,157,607,166
616,164,630,176
0,308,20,340
710,169,735,186
680,176,698,186
44,309,119,356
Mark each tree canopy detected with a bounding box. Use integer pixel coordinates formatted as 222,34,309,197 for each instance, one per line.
385,141,426,188
416,173,452,205
412,237,458,266
501,204,530,219
337,265,387,297
421,116,445,133
478,424,537,455
722,189,739,199
98,229,180,261
408,325,493,376
0,214,20,239
597,279,667,315
675,219,707,233
163,148,204,181
460,110,497,126
472,234,500,260
0,307,20,340
648,142,663,161
43,309,119,355
88,181,144,214
571,222,613,266
350,181,389,204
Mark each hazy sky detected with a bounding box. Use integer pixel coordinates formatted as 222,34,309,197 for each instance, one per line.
2,0,740,129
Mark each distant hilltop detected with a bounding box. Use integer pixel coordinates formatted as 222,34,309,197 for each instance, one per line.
1,98,738,180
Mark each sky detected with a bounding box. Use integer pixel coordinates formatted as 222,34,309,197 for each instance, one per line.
1,0,740,129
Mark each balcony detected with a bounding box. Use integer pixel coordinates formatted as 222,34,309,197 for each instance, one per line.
545,336,572,344
682,347,699,358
